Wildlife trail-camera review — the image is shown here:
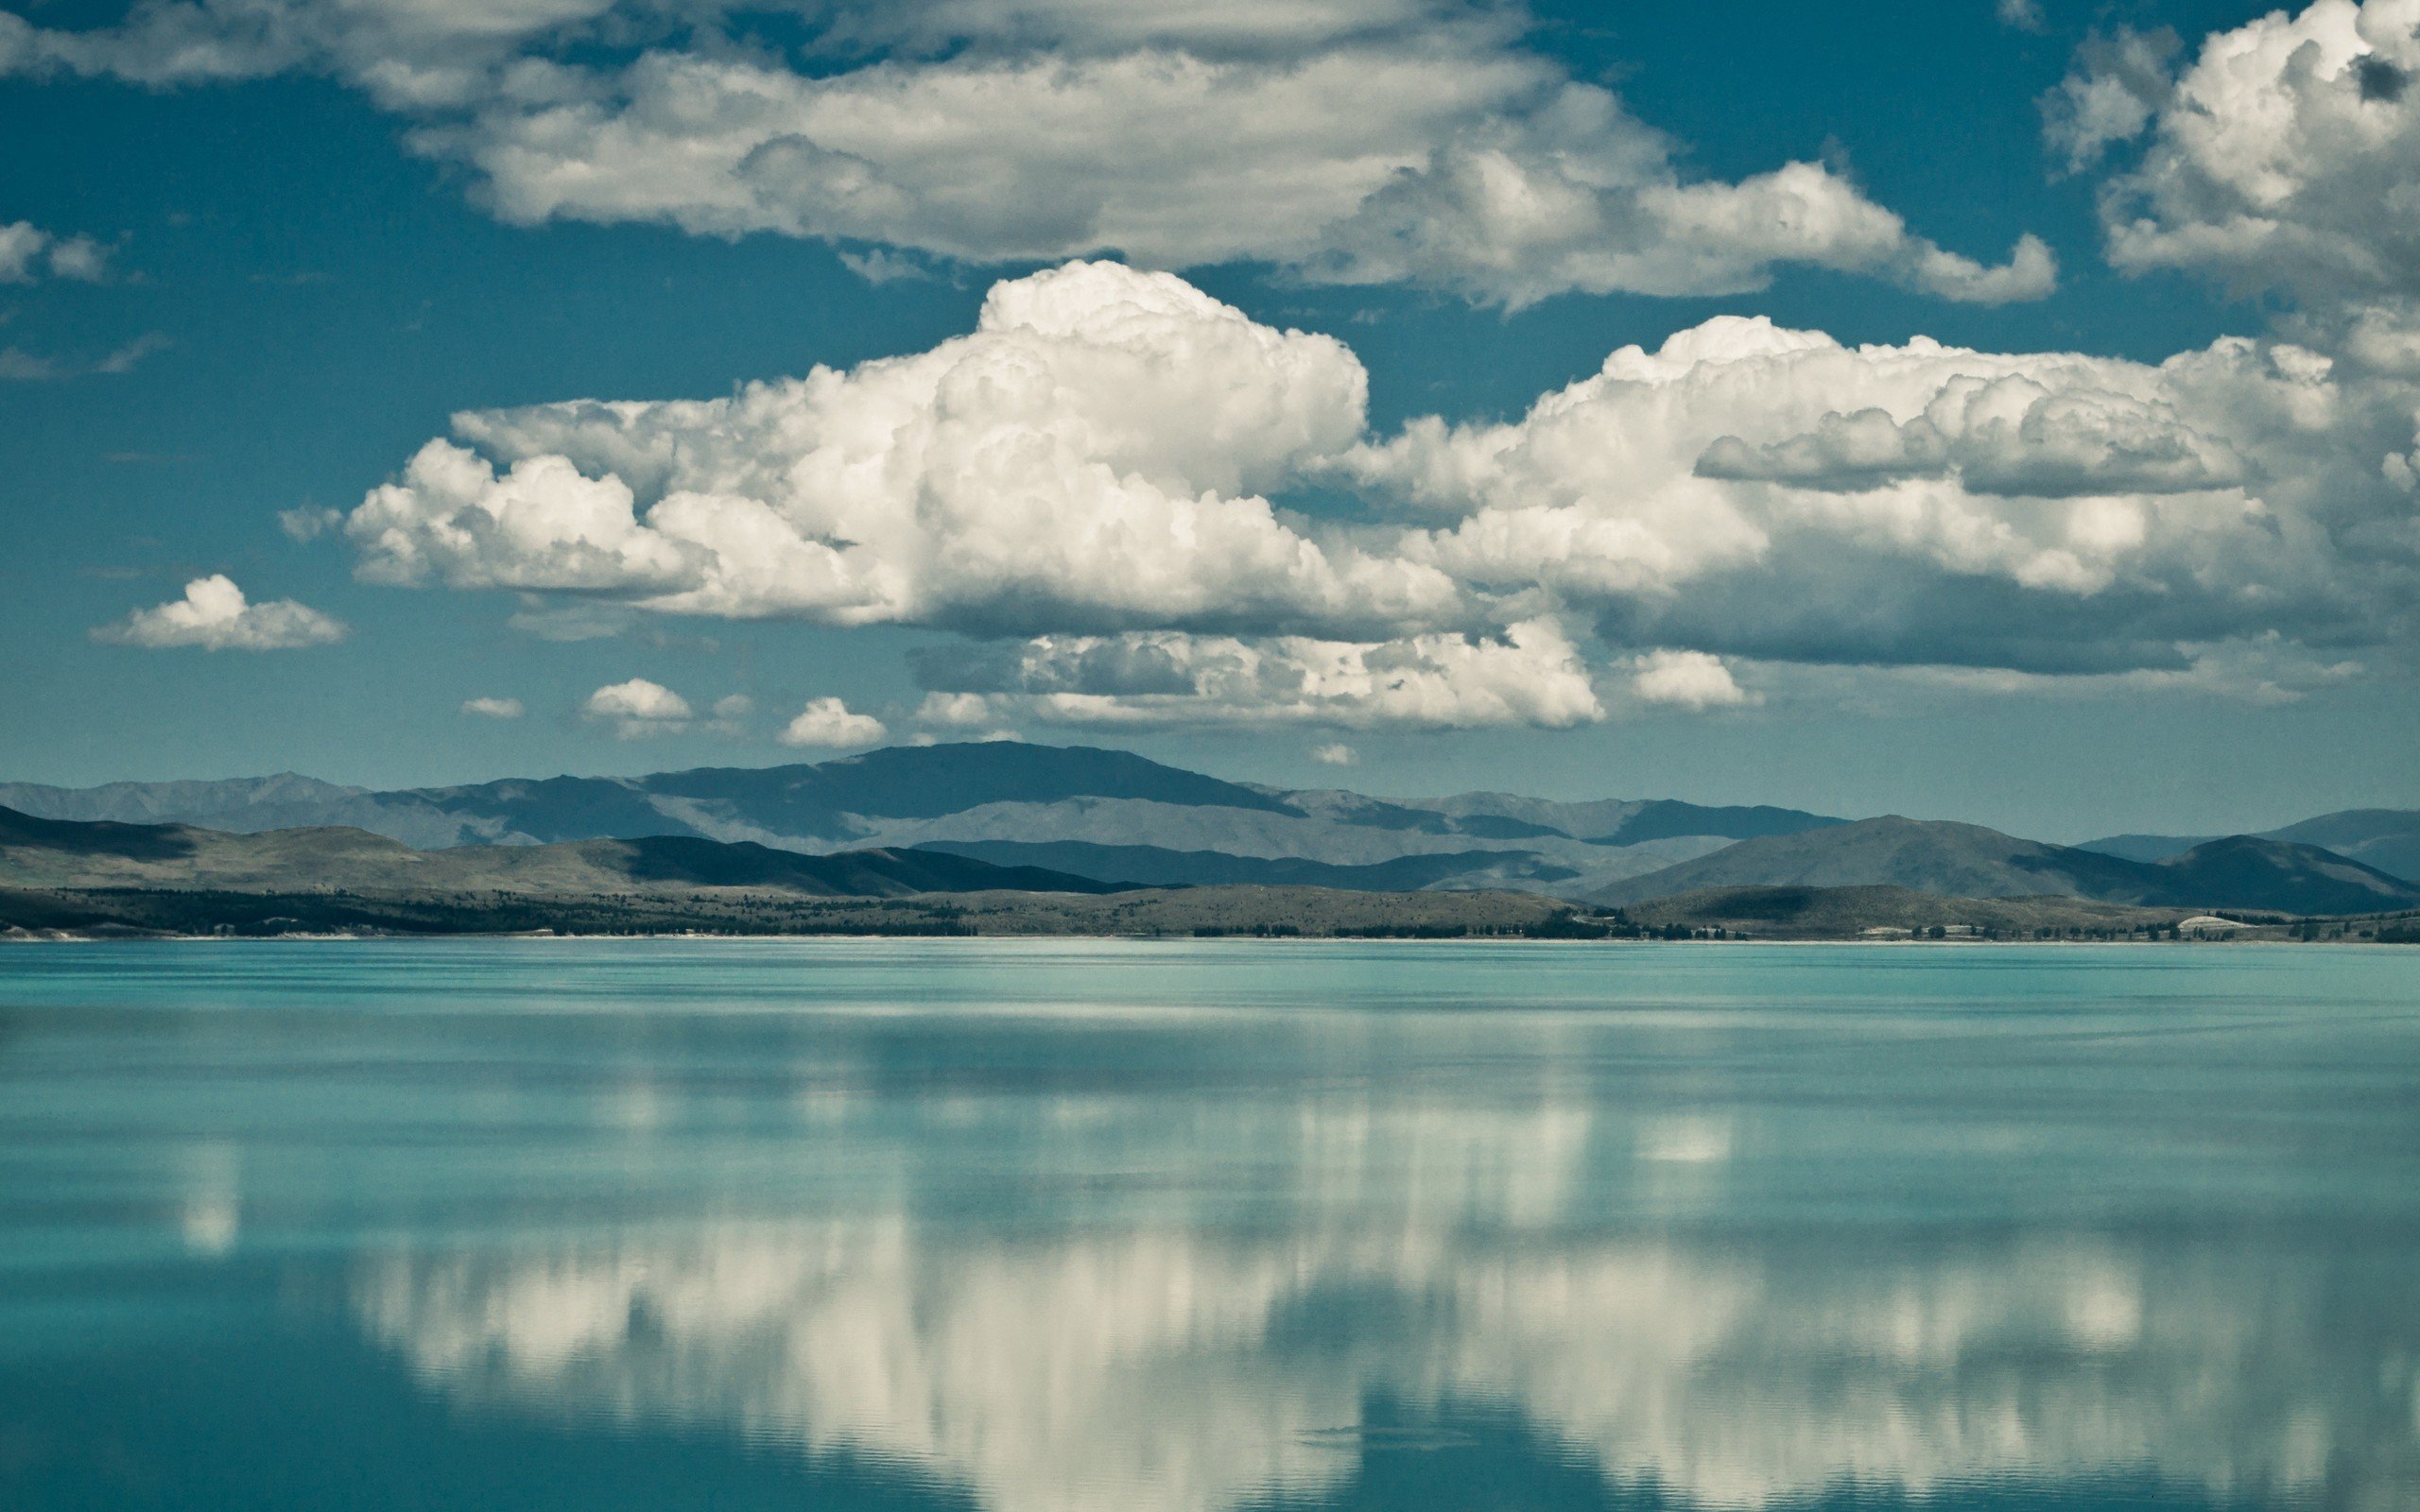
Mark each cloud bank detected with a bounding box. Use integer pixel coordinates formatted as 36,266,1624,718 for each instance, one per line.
0,0,2048,307
326,257,2418,730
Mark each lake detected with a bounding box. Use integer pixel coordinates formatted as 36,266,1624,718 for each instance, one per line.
2,940,2414,1511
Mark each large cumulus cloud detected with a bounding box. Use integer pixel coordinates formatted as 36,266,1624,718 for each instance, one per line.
334,260,2419,727
1345,316,2404,675
2057,0,2420,361
0,0,2049,307
347,261,1448,637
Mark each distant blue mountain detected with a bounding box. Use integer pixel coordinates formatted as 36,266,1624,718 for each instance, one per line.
1585,799,1843,846
4,743,2410,913
2081,809,2420,882
913,840,1581,891
0,743,1846,899
1599,817,2420,916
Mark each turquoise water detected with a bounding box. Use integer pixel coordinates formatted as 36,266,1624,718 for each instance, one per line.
1,940,2415,1511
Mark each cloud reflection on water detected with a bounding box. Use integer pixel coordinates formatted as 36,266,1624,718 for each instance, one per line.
347,1091,2419,1512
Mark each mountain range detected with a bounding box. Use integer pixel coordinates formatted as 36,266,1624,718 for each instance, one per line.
2082,810,2420,885
4,742,2416,919
0,744,1844,899
1589,817,2420,917
0,802,1121,898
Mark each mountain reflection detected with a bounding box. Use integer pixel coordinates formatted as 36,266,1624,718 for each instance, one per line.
348,1086,2419,1512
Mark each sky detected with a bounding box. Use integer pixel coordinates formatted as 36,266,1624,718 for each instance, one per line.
2,0,2415,841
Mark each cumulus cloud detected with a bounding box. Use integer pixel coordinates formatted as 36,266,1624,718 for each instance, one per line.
1346,313,2393,672
779,696,888,747
346,261,1445,638
1628,650,1753,711
460,696,526,718
2064,0,2420,320
279,506,345,541
330,259,2420,720
1318,138,2053,307
0,220,110,283
1310,741,1358,765
0,1,2049,307
1694,378,2245,497
90,575,349,650
910,620,1605,730
2039,27,2180,174
583,678,693,736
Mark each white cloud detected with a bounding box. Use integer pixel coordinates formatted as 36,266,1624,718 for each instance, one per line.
2040,27,2180,174
43,233,111,282
0,332,167,382
90,575,349,650
92,333,169,374
1319,142,2053,307
836,248,932,285
0,347,60,381
0,2,2050,308
347,261,1446,638
460,696,526,718
1628,649,1753,711
504,595,633,641
279,505,345,541
331,259,2420,720
0,220,110,283
1692,377,2245,498
436,44,2053,309
1310,741,1358,765
1348,313,2385,673
583,677,693,736
779,696,888,747
915,619,1605,730
915,692,1000,729
0,220,41,282
1996,0,2046,34
2066,0,2420,318
708,693,754,734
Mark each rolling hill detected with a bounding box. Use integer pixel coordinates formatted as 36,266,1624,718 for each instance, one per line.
911,840,1582,891
0,743,1843,897
0,804,1123,898
1593,816,2420,916
2080,808,2420,882
6,744,2409,913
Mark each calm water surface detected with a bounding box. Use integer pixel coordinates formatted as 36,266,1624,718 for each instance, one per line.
1,940,2415,1511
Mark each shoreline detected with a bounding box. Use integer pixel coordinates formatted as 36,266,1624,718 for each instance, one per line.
5,927,2365,947
6,883,2403,948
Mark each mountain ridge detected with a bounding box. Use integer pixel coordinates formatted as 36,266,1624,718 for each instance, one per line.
2079,807,2420,882
0,803,1128,899
5,743,2413,909
0,743,1843,898
1594,816,2420,916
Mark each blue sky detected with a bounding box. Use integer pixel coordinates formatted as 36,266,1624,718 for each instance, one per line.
3,0,2413,839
